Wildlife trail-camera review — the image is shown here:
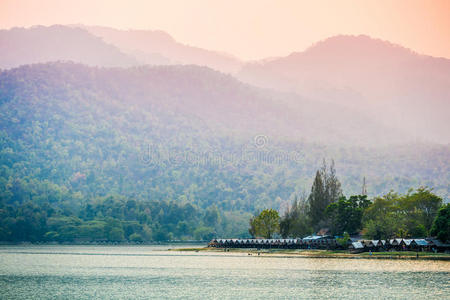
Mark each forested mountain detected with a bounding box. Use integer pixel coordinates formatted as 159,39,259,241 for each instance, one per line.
78,25,243,73
0,25,137,69
2,26,448,146
238,35,450,143
0,62,448,241
0,61,409,146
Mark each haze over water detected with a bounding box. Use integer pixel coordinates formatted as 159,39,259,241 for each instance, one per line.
1,245,449,299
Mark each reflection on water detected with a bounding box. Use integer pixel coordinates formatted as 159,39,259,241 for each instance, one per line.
0,245,449,299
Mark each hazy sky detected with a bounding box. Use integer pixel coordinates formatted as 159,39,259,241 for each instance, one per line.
1,0,449,60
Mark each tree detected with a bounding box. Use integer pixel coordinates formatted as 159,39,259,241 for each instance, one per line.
108,227,125,241
249,209,280,238
308,170,326,229
248,215,259,238
204,205,221,227
307,160,343,230
430,204,450,242
193,226,215,241
362,188,443,239
401,187,442,234
280,195,311,238
129,233,143,242
362,192,401,239
326,195,370,235
325,160,342,205
336,232,350,247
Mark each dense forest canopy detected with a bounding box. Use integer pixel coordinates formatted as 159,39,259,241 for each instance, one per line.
253,179,446,241
0,62,448,242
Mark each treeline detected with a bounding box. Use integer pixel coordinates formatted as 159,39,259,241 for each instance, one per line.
250,162,448,241
0,196,227,242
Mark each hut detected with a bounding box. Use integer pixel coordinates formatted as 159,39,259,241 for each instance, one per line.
303,235,328,249
412,239,429,251
349,241,364,253
371,240,382,247
325,238,337,249
364,240,383,251
428,239,450,253
388,238,404,250
378,240,387,251
403,239,413,250
361,240,373,249
296,239,305,249
389,239,398,247
208,239,218,247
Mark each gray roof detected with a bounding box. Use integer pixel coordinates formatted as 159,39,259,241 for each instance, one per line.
351,242,364,249
303,235,323,240
413,239,429,246
428,239,450,247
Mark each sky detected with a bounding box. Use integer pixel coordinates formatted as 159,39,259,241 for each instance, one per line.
0,0,449,60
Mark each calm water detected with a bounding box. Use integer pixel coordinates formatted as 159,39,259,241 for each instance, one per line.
0,245,449,299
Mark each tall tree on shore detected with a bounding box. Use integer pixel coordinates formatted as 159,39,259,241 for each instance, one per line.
326,160,342,204
308,170,326,229
308,159,342,230
280,194,312,238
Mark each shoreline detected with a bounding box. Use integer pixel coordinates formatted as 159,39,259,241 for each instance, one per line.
173,247,450,261
0,241,207,246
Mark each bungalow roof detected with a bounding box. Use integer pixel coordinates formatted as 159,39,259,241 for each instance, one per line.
351,242,364,249
413,239,429,246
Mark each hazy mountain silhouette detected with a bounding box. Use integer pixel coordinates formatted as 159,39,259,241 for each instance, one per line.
0,25,137,69
0,62,407,146
79,25,243,73
1,26,447,144
238,35,450,143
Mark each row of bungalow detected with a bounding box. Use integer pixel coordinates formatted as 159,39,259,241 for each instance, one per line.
349,238,431,252
209,236,337,250
208,236,450,252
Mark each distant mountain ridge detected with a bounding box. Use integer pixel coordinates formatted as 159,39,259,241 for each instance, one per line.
0,26,448,144
0,25,137,69
238,35,450,144
78,25,243,73
0,24,243,74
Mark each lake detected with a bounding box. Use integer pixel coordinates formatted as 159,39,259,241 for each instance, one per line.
0,245,449,299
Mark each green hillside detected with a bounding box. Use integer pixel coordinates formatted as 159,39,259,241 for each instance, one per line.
0,62,448,242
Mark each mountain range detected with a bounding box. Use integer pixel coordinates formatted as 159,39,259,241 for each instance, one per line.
0,25,137,68
0,25,448,205
78,25,243,73
238,35,450,143
1,25,448,145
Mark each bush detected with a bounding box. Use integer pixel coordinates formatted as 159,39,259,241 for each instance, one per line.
431,204,450,242
129,233,143,242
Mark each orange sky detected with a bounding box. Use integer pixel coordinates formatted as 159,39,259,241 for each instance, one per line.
1,0,449,60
